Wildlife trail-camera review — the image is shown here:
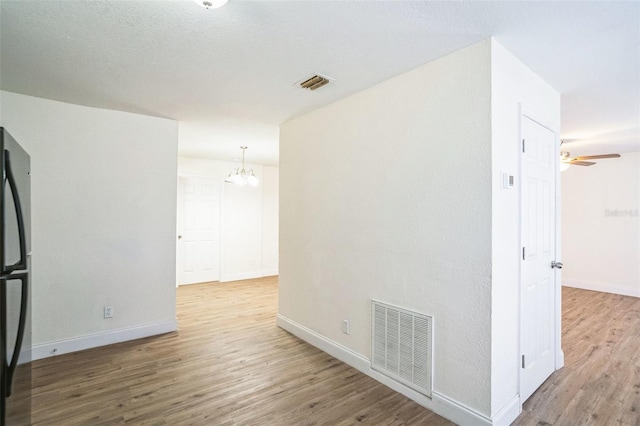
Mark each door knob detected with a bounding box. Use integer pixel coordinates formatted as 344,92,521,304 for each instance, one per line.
551,261,563,269
178,235,183,239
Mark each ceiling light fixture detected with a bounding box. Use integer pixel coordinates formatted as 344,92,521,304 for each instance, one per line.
559,148,620,172
193,0,228,10
225,146,259,186
560,151,571,172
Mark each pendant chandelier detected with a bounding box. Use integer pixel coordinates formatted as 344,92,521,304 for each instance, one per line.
225,146,259,187
193,0,228,9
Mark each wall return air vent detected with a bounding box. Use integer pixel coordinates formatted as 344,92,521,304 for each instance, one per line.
298,74,331,91
372,301,433,398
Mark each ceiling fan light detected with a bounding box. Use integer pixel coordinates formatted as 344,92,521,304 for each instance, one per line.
558,149,619,171
193,0,228,9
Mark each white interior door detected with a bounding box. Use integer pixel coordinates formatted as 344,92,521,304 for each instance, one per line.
520,114,559,402
177,177,221,285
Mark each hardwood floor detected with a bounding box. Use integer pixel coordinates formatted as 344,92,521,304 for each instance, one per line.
31,280,640,425
514,286,640,426
31,277,452,425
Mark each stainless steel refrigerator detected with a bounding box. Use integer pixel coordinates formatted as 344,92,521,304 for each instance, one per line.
0,128,31,426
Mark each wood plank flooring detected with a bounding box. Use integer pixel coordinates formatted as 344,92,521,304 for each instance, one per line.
30,280,640,425
514,286,640,426
31,277,451,425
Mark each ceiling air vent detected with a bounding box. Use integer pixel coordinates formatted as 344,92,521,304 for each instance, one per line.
299,74,331,91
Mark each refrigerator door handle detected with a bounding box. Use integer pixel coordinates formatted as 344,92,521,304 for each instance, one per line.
3,150,27,274
2,272,28,397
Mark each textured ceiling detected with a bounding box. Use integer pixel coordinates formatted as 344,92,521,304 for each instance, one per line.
1,0,638,166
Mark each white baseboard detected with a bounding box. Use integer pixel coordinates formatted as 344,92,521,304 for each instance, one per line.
556,349,565,370
563,279,640,298
31,319,178,361
221,270,278,282
222,271,263,282
490,395,521,426
261,269,278,277
276,313,371,370
276,314,496,426
430,391,493,425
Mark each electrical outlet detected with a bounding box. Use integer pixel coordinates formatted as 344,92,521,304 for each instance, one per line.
104,306,113,319
342,319,350,335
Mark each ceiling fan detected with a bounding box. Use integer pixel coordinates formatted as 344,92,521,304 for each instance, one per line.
560,151,621,167
559,141,620,170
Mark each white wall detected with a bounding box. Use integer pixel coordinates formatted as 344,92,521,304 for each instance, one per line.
1,91,178,358
490,40,561,419
261,166,279,276
279,39,560,425
562,151,640,296
177,156,279,281
279,40,494,419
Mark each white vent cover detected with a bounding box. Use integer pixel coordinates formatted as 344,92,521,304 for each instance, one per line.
372,301,433,397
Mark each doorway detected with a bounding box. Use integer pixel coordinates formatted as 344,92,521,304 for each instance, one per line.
176,176,222,286
519,111,563,402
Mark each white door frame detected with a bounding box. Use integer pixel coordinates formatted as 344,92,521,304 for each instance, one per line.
518,106,564,406
176,173,225,286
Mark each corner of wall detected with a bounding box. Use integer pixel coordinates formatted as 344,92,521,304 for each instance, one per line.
489,37,561,418
280,39,497,421
276,314,496,426
2,91,179,349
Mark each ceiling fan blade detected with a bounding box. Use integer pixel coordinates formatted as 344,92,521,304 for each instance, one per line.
574,153,620,160
570,161,596,166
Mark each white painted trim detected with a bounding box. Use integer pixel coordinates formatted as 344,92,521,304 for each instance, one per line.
220,181,227,282
31,319,177,361
518,105,563,408
563,279,640,298
261,269,278,277
276,314,495,426
516,104,524,410
520,106,558,134
554,120,564,372
176,175,223,286
222,271,264,282
490,395,521,426
556,348,565,370
430,391,493,425
276,314,370,370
